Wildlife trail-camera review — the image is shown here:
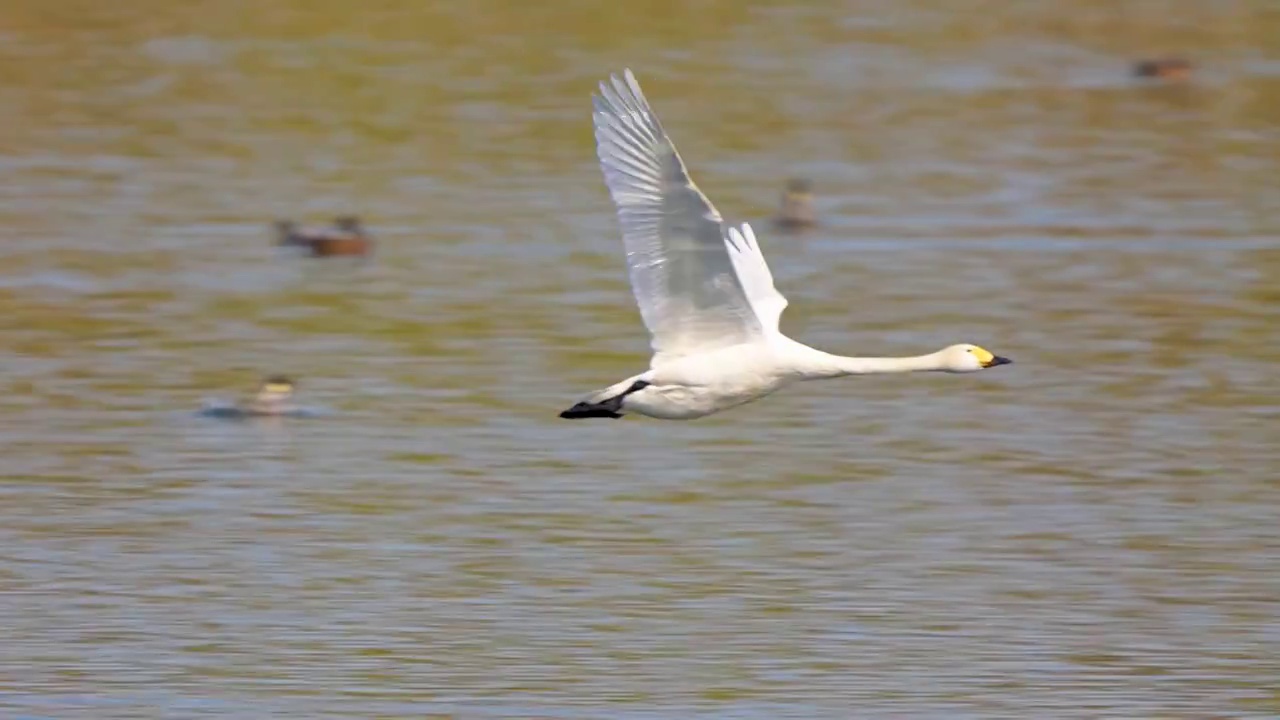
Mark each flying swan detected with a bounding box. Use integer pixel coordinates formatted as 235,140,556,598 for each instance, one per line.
560,70,1011,421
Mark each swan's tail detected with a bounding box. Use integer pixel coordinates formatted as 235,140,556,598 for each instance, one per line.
559,377,650,420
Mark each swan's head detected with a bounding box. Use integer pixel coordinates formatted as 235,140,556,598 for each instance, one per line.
938,344,1012,373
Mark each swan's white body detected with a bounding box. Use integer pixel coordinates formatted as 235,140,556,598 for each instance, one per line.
561,70,1011,421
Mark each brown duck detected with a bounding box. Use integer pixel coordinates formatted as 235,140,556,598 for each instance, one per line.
1132,58,1192,82
275,216,373,257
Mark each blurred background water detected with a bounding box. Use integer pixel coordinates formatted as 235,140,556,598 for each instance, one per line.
1,0,1278,718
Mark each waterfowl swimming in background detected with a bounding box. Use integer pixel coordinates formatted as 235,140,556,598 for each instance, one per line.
774,178,817,231
199,376,301,419
1132,58,1192,82
248,375,297,415
559,70,1012,421
275,216,373,257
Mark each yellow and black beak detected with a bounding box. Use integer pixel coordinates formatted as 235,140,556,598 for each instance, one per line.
983,356,1013,368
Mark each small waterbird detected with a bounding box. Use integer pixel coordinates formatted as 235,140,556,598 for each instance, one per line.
199,376,307,420
275,216,373,257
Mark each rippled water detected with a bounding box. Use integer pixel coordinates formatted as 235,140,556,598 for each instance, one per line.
2,1,1278,718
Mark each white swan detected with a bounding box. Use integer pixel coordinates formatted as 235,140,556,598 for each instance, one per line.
560,70,1011,421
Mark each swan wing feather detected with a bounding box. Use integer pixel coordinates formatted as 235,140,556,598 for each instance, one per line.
592,69,766,363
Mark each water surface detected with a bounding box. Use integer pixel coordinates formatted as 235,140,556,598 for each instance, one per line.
1,1,1278,718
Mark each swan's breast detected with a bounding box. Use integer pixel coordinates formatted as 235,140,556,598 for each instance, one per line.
650,344,786,386
630,346,792,419
623,382,773,420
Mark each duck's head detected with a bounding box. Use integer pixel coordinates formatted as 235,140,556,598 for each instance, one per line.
253,375,295,411
274,219,300,245
784,178,813,196
937,344,1013,373
334,215,362,233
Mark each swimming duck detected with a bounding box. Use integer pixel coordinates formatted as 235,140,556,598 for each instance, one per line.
275,216,373,257
199,376,300,419
559,70,1011,421
774,178,817,230
1132,58,1192,82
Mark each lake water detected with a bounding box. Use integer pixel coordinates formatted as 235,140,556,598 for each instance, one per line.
1,1,1278,717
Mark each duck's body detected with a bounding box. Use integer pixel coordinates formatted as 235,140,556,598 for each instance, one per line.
1132,58,1192,82
200,404,292,420
275,217,373,257
561,71,1011,422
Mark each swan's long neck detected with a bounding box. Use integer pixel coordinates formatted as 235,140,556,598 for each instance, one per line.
795,348,945,379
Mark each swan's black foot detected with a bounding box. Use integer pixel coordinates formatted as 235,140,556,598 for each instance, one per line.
558,380,650,420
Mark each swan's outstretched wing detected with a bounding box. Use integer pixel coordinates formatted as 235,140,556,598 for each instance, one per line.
593,70,766,363
725,223,788,334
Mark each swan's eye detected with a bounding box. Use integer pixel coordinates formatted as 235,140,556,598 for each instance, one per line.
965,348,973,353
